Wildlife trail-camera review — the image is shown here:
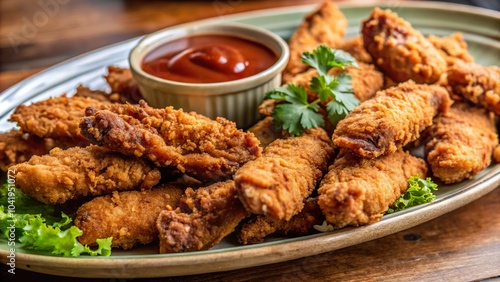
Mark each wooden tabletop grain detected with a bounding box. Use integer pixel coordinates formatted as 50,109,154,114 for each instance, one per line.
1,0,499,281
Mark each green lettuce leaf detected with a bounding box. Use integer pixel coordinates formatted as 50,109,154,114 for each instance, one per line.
387,175,438,214
0,183,112,256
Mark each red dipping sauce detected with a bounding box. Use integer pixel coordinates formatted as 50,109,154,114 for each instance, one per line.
141,34,278,83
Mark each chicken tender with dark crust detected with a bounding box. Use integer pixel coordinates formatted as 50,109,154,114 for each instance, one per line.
318,149,427,229
446,62,500,115
12,145,161,204
423,103,498,184
236,197,324,245
234,128,334,221
362,8,447,84
9,94,107,141
157,180,248,253
79,100,262,183
283,1,347,83
75,184,184,250
332,81,452,159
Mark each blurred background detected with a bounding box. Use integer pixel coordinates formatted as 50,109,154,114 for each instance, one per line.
0,0,498,90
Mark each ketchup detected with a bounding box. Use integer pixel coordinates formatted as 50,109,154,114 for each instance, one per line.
141,34,278,83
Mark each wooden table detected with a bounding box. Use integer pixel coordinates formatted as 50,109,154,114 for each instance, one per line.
1,0,499,281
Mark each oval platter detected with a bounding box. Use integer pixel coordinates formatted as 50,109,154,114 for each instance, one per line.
0,1,499,278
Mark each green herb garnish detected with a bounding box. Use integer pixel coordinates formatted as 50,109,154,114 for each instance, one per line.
0,183,112,256
387,175,439,214
266,45,359,135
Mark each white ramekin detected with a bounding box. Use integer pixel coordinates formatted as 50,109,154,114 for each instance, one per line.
129,22,289,129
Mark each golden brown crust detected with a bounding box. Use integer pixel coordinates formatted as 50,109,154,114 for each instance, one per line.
446,62,500,115
79,100,262,182
9,94,107,141
283,1,347,83
157,180,247,253
427,32,474,66
234,128,334,220
0,130,76,172
236,198,324,245
318,149,428,229
423,103,498,184
104,66,142,103
332,81,452,158
247,116,287,148
361,8,447,84
339,35,373,64
12,145,161,204
74,184,184,249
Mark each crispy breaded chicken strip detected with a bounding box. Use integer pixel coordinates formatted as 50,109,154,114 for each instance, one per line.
361,8,447,84
104,66,142,103
494,145,500,163
339,36,372,64
75,184,184,249
236,197,324,245
446,62,500,115
80,100,262,182
157,180,247,253
427,33,474,66
0,130,74,172
8,94,107,141
234,128,334,221
73,85,114,102
12,145,161,204
422,103,498,184
283,1,347,83
318,149,427,228
332,81,452,159
247,116,287,148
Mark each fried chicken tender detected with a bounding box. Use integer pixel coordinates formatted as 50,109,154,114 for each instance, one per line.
157,180,247,253
318,149,428,228
283,1,347,83
74,184,184,249
12,145,161,204
236,197,324,245
9,94,107,141
427,33,474,66
494,145,500,163
361,8,447,84
73,85,114,102
104,66,142,103
332,81,452,159
247,116,287,148
339,36,372,64
0,130,72,171
80,100,262,182
446,62,500,115
422,103,498,184
234,128,334,221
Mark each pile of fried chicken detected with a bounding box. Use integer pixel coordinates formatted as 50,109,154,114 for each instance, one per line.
1,2,499,254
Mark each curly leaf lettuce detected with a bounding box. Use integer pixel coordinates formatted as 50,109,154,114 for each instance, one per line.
0,183,112,256
387,175,438,214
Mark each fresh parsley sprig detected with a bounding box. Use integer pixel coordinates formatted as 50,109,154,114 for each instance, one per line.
266,45,359,135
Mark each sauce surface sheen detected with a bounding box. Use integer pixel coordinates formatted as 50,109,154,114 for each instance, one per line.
142,34,278,83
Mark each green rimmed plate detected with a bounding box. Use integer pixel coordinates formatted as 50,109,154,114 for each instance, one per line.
0,1,499,278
